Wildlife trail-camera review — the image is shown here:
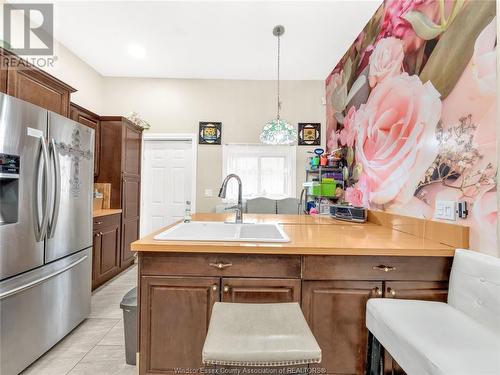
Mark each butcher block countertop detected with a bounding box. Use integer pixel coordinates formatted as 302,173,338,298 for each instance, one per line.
93,208,122,218
131,213,461,257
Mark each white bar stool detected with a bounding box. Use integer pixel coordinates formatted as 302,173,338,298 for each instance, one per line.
366,249,500,375
202,302,321,367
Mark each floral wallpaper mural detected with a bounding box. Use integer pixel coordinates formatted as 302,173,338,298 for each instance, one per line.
325,0,497,255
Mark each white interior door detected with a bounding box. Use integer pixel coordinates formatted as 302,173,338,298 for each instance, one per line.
141,139,194,236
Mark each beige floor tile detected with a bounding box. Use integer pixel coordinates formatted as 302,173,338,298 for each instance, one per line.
68,345,136,375
21,356,81,375
98,320,125,346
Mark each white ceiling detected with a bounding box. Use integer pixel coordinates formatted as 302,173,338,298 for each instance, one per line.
49,1,381,80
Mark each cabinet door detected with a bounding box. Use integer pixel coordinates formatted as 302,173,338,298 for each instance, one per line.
122,217,139,266
122,175,140,221
70,104,100,176
383,281,448,375
122,123,142,175
221,278,301,303
96,224,121,282
140,276,219,374
302,281,383,375
384,281,448,302
92,231,102,289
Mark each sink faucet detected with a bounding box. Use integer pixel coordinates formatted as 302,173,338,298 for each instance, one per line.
218,174,243,224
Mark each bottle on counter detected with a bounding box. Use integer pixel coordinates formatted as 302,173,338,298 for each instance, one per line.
184,200,192,223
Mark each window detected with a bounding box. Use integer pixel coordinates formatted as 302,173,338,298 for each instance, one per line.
222,144,296,201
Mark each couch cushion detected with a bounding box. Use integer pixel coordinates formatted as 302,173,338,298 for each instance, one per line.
367,298,500,375
202,302,321,366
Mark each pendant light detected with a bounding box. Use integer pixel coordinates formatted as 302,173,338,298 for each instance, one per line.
260,25,297,145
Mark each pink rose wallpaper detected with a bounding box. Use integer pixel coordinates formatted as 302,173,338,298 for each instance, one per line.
325,0,498,255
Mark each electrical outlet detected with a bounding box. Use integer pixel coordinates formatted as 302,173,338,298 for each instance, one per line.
204,189,213,198
434,200,456,221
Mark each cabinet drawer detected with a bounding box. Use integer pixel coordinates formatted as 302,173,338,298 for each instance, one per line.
93,213,121,231
221,278,301,303
303,255,452,281
140,253,301,278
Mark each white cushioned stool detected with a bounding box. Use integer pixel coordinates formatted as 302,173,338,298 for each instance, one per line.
366,249,500,375
202,302,321,366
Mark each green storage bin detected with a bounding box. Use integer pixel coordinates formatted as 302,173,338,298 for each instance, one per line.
321,181,336,197
304,181,321,196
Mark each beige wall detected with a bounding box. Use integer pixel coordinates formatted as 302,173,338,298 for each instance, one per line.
102,78,326,212
42,42,104,114
0,2,104,114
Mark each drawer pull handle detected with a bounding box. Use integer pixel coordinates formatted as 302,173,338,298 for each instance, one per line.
387,287,396,297
209,262,233,269
223,285,230,293
372,265,396,272
212,284,218,291
95,221,103,225
372,287,382,297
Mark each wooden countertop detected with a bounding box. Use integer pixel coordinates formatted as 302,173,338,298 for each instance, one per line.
93,208,122,218
131,213,456,257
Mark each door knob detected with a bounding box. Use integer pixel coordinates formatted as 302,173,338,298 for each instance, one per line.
372,287,382,297
223,285,230,293
212,284,218,291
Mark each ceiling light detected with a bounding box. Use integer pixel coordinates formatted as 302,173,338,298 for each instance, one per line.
128,44,146,59
260,25,296,145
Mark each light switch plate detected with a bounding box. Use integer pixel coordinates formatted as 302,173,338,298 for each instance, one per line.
435,200,456,221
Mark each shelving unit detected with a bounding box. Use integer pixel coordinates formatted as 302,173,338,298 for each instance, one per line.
304,166,345,214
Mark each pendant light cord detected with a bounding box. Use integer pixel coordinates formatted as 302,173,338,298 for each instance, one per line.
277,31,281,120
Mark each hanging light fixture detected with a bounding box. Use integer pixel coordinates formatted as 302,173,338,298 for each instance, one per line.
260,25,297,145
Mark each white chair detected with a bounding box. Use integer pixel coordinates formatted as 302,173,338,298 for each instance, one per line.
246,197,276,214
366,249,500,375
277,198,300,214
202,302,321,367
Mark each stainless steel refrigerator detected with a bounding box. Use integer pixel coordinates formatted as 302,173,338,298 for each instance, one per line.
0,93,93,375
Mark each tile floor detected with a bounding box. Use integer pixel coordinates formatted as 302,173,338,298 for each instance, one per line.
21,265,138,375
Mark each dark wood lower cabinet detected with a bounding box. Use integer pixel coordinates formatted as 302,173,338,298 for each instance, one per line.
302,281,383,375
221,278,301,303
137,254,452,375
122,217,139,266
139,276,219,375
92,213,121,289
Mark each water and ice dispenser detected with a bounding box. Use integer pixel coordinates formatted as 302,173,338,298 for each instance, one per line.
0,153,20,225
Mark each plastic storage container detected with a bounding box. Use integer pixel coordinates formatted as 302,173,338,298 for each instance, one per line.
321,179,337,197
120,287,137,365
304,181,321,196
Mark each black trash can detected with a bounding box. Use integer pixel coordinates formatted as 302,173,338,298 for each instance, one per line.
120,287,137,365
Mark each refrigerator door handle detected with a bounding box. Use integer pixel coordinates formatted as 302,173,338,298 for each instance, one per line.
33,135,50,242
0,255,88,300
48,138,61,239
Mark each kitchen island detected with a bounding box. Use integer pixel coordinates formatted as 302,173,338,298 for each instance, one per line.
131,212,469,375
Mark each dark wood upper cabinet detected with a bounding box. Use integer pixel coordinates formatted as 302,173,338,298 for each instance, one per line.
221,278,301,303
140,276,219,375
98,117,143,268
302,280,383,375
97,116,143,208
0,48,76,116
70,103,100,177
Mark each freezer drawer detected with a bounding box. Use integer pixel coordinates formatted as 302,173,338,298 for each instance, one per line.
0,248,91,375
